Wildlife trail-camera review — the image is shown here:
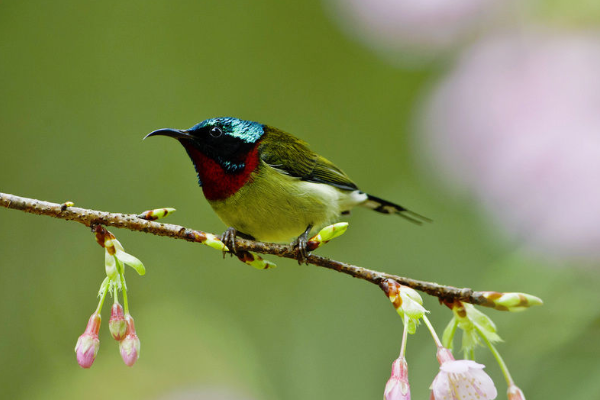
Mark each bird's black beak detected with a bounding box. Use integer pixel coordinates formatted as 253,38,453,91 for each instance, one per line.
144,128,193,140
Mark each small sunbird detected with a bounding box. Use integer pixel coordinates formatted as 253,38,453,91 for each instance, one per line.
145,117,429,259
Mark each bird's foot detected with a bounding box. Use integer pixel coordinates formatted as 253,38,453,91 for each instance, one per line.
221,227,238,256
291,225,313,265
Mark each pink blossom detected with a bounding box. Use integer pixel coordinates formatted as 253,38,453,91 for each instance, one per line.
325,0,503,60
423,31,600,262
74,312,101,368
430,347,497,400
119,314,140,367
384,356,411,400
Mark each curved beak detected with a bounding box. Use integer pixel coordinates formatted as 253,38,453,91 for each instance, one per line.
144,128,193,140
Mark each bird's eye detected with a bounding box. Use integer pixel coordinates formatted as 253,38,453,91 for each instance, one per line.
209,126,223,138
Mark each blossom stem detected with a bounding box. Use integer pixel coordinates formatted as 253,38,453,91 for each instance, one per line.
465,347,475,360
423,315,443,348
113,282,119,304
442,317,459,349
120,276,130,315
95,278,109,314
400,315,409,359
475,324,514,386
115,256,130,315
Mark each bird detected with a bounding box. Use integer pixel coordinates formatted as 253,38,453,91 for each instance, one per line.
145,117,429,261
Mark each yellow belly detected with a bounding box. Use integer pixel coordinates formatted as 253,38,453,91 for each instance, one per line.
207,163,357,242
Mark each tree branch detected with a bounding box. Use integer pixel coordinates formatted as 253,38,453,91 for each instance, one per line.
0,191,506,308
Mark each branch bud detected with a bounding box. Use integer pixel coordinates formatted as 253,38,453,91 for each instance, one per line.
137,207,176,221
236,250,277,269
380,279,426,334
480,291,543,312
451,302,501,352
203,233,229,252
306,222,349,251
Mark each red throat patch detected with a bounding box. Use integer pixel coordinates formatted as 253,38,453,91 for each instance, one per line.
182,143,260,201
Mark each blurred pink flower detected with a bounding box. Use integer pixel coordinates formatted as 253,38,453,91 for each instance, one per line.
422,31,600,261
325,0,502,61
430,347,497,399
384,356,411,400
74,312,101,369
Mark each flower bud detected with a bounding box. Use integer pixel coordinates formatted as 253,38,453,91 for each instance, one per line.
435,346,455,364
74,312,101,368
109,303,127,341
119,314,140,367
507,384,526,400
384,356,411,400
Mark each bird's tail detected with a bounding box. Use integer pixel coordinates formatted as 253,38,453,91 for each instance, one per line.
362,194,431,225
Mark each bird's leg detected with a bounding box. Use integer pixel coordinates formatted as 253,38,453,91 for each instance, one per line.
291,224,313,265
221,227,256,256
221,227,239,256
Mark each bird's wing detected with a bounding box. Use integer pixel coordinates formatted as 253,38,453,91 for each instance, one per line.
259,125,359,192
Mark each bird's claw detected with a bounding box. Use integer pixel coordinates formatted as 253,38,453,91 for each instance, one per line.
221,227,237,256
294,239,310,265
292,225,313,264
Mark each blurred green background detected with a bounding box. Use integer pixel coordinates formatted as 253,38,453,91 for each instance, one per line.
1,1,599,399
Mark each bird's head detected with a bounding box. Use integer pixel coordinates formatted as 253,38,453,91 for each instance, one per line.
145,117,264,173
146,117,264,161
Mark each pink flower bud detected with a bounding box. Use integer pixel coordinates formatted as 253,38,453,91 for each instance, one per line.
109,303,127,341
74,312,101,368
119,314,140,367
435,346,455,364
384,356,411,400
430,347,497,400
507,385,525,400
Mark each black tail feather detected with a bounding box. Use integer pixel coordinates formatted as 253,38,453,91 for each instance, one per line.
363,194,431,225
